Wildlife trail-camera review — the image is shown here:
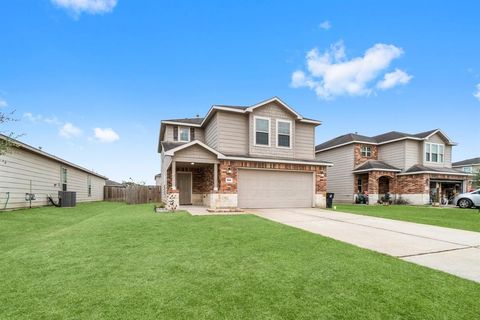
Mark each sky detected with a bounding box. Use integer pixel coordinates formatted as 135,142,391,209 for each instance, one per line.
1,0,479,184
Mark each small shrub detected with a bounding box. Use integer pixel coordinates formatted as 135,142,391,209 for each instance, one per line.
394,196,410,205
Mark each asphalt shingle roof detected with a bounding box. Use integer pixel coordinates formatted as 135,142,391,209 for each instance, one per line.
163,117,204,125
353,160,401,172
315,133,377,151
161,141,187,152
316,129,445,152
452,157,480,167
404,165,468,175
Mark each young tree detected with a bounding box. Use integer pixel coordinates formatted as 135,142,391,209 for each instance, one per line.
0,110,18,155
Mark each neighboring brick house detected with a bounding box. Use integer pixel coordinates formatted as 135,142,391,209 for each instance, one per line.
315,129,471,205
453,157,480,189
157,97,331,210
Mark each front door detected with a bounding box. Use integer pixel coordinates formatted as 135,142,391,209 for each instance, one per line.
177,172,192,205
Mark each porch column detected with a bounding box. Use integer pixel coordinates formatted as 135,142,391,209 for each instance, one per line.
172,160,177,190
213,163,218,192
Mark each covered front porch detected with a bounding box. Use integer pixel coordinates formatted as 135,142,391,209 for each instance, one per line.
354,171,398,204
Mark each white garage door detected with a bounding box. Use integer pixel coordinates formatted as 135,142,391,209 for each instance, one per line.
237,169,314,208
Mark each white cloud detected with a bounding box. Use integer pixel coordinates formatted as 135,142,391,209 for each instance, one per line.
23,112,43,123
291,41,410,99
319,21,331,30
377,68,413,90
94,128,119,143
51,0,117,15
474,84,480,101
60,122,83,139
0,100,7,108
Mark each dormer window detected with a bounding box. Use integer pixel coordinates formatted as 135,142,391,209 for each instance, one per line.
361,146,371,157
277,119,292,148
255,117,270,146
179,127,190,142
425,142,444,163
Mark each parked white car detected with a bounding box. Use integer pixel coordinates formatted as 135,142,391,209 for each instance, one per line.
453,189,480,208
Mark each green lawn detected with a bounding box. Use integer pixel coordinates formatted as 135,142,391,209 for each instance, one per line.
1,202,479,319
333,204,480,233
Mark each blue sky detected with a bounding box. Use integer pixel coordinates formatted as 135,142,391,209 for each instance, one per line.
1,1,479,184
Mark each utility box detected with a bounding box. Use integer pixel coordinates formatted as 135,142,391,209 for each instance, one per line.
326,192,334,209
58,191,77,207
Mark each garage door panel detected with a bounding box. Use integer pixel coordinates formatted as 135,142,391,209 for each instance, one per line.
238,169,313,208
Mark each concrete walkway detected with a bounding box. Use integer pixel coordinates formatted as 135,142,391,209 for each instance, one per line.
253,208,480,283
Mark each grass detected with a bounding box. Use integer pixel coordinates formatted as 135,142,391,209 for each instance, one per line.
333,204,480,233
1,202,479,319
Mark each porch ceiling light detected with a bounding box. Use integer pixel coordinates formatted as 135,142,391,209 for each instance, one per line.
191,162,195,165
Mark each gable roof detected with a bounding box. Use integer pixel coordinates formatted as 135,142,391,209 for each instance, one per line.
316,128,456,153
452,157,480,167
0,134,108,179
159,97,322,152
352,160,401,173
164,140,224,157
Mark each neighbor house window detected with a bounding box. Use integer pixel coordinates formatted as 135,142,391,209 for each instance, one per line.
179,127,190,142
463,166,473,173
361,146,372,157
61,167,68,191
277,120,292,148
425,143,444,163
255,117,270,146
87,176,92,197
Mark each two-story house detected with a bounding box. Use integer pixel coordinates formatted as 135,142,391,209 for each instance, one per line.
453,157,480,189
157,97,331,210
315,129,471,205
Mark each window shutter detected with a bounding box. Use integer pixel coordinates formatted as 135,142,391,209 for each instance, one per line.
173,126,178,141
190,128,195,141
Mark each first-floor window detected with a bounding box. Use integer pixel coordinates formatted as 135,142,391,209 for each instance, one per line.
255,117,270,146
61,167,68,191
87,176,92,197
357,178,363,193
425,143,444,163
361,146,372,157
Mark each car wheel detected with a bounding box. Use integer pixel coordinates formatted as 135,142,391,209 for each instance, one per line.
458,198,473,209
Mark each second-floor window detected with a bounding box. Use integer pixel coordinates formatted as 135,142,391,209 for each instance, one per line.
425,142,444,163
277,120,291,148
361,146,371,157
179,127,190,142
255,117,270,146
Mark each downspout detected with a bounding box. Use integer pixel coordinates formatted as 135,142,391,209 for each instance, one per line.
2,192,10,210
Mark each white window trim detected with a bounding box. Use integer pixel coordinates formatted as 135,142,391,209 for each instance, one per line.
425,142,445,164
361,146,372,157
276,119,292,149
178,126,190,142
254,116,271,147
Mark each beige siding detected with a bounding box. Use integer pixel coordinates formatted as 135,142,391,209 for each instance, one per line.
422,133,453,168
316,144,355,203
294,123,315,160
405,140,421,169
0,147,105,210
249,102,297,159
216,111,249,155
204,113,218,149
194,128,205,142
378,141,406,169
173,144,219,163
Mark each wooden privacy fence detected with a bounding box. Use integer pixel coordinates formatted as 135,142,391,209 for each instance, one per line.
104,185,161,204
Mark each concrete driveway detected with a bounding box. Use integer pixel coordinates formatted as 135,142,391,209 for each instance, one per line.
253,208,480,283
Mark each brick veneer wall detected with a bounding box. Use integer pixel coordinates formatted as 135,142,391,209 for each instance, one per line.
218,160,327,194
367,171,397,194
167,166,215,193
354,144,378,166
